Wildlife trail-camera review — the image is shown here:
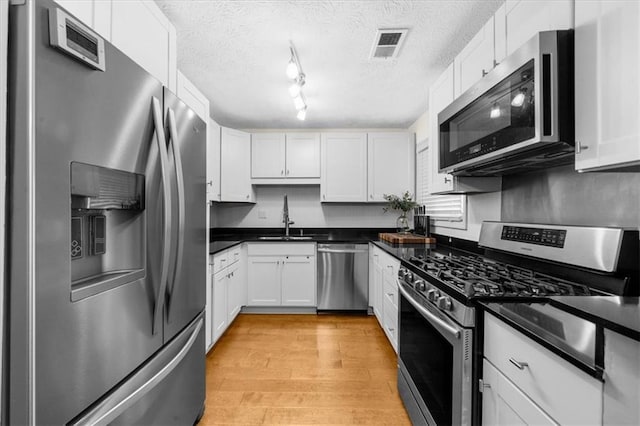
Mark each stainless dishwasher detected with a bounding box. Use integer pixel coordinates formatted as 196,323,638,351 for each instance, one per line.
317,244,369,311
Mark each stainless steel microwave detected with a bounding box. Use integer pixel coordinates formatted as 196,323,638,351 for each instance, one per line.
438,30,574,176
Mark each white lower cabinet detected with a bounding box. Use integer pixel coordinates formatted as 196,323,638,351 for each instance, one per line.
603,329,640,425
482,313,603,425
212,269,228,343
208,245,246,350
247,243,316,307
482,359,557,426
368,244,399,353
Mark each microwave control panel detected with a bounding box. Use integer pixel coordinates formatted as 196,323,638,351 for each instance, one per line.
501,226,566,248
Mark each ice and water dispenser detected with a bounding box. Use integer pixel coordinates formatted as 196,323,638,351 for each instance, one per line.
70,162,145,301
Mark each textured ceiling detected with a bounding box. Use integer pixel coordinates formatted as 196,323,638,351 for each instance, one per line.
155,0,503,129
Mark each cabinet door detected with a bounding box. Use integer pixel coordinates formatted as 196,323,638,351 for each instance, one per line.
603,329,640,425
176,71,210,122
226,264,242,323
110,0,177,90
367,132,415,202
505,0,574,56
285,133,321,178
429,64,456,194
281,255,316,306
251,133,286,178
220,127,254,202
373,258,384,326
454,17,496,98
205,271,213,351
321,133,368,202
482,360,557,426
207,118,221,202
212,270,228,343
247,256,281,305
574,0,640,172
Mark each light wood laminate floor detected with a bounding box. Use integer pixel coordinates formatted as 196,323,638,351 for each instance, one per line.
199,314,412,425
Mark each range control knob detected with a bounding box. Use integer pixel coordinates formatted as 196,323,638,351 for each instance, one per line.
414,279,426,292
426,289,438,301
437,296,453,311
404,272,414,284
398,268,407,279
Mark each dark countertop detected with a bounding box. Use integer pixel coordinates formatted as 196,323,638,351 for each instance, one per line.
209,229,640,345
209,227,398,254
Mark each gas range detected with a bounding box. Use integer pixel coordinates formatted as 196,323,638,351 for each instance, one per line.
397,221,639,326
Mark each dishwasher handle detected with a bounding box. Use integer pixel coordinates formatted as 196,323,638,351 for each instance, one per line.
317,248,369,254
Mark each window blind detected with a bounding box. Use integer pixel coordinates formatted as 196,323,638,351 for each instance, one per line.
415,139,466,223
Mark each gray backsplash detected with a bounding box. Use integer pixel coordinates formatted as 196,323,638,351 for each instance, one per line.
501,165,640,228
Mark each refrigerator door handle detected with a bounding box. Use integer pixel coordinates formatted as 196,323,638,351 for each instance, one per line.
68,317,203,426
151,96,172,335
165,108,185,322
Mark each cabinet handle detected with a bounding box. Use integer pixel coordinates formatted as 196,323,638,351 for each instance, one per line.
370,194,373,199
207,180,213,186
493,59,500,68
482,69,488,77
508,358,529,370
576,140,589,154
479,379,491,392
286,169,290,175
444,177,451,184
246,194,250,199
323,194,326,200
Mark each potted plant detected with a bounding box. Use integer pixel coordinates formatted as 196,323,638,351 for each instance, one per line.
383,191,418,234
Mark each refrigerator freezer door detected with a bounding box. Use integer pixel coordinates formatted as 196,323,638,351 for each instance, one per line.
69,313,205,426
162,88,206,343
6,1,167,424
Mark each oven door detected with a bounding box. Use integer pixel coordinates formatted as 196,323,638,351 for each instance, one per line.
397,283,473,426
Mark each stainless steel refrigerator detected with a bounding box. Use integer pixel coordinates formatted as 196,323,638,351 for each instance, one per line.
4,1,206,424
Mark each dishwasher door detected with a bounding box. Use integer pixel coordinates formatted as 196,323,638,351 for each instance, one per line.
317,244,369,311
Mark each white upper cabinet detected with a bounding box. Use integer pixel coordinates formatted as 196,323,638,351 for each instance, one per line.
176,71,210,122
454,17,497,98
367,132,415,202
574,0,640,172
504,0,574,56
207,118,221,203
53,0,177,91
251,133,286,178
321,133,368,202
251,132,320,180
285,133,321,178
220,127,255,202
110,0,177,91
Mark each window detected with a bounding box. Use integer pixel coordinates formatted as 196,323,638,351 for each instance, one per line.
416,140,467,229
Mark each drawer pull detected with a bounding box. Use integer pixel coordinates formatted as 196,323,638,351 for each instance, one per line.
509,358,529,370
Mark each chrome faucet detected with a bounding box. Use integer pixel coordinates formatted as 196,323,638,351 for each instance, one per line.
283,194,294,237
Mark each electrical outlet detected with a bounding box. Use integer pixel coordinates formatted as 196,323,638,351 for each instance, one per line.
258,210,267,219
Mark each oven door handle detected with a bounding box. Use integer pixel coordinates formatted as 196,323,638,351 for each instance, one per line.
398,283,461,339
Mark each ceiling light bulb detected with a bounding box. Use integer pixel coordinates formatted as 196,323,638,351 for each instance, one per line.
511,91,526,107
286,59,299,79
490,104,501,119
293,95,306,111
297,107,307,121
288,83,302,98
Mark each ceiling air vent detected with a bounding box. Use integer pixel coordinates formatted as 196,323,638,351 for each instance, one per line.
370,28,408,60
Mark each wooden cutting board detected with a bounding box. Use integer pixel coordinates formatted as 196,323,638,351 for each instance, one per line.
379,233,436,244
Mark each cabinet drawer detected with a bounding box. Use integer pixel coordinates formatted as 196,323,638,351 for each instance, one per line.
228,246,241,265
383,276,398,309
247,242,315,256
484,314,602,425
383,297,398,352
211,252,229,274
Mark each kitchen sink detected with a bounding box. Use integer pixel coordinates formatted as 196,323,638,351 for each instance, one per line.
257,236,314,240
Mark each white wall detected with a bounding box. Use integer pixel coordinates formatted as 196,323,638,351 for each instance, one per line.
211,185,397,228
408,111,502,242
